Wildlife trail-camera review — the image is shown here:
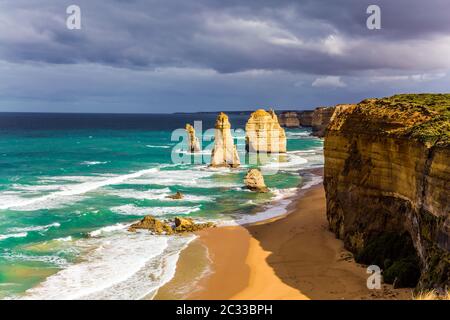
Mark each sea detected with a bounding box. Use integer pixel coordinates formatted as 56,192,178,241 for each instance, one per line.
0,112,323,299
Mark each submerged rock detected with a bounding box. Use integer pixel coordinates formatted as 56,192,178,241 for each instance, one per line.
245,109,286,153
166,191,184,200
210,112,240,168
244,168,268,192
185,123,201,153
128,215,173,235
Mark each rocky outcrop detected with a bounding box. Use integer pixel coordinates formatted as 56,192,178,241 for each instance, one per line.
244,168,269,192
128,215,215,234
186,123,201,153
246,109,287,153
166,191,184,200
279,112,300,128
210,112,240,168
324,94,450,290
128,216,174,234
312,106,336,137
174,217,215,233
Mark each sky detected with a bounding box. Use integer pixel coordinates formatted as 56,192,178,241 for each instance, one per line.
0,0,449,113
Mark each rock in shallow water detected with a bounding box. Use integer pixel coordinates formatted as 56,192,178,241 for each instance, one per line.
244,168,268,193
166,191,184,200
128,215,215,235
128,215,174,234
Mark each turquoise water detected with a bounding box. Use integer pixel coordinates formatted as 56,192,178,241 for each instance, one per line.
0,113,323,299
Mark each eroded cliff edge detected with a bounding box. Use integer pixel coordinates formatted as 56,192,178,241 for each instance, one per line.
324,94,450,290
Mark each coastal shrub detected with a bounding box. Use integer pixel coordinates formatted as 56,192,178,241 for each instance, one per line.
355,232,421,287
383,257,421,288
355,232,416,266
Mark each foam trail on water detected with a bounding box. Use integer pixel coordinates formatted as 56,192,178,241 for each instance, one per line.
111,204,201,216
0,168,159,211
0,232,28,241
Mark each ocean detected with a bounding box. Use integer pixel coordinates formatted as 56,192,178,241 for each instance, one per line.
0,112,323,299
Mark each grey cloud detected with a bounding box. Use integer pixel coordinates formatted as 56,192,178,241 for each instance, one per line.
1,0,450,75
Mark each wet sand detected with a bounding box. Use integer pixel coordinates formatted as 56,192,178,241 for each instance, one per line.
155,184,412,300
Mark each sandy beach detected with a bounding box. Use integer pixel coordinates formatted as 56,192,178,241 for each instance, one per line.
155,177,413,300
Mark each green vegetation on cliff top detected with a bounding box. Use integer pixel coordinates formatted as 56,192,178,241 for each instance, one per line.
360,94,450,146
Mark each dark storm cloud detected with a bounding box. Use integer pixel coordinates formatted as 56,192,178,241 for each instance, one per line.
0,0,449,113
1,0,449,75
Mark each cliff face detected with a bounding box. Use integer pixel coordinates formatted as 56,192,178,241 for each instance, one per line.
210,112,240,168
279,110,315,128
246,109,287,153
279,111,300,128
324,94,450,290
312,106,336,137
185,123,201,152
298,111,314,126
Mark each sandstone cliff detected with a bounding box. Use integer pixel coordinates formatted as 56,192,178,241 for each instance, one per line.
298,110,314,126
185,123,200,152
324,94,450,290
210,112,240,168
311,106,336,137
246,109,287,153
279,111,300,128
279,110,315,128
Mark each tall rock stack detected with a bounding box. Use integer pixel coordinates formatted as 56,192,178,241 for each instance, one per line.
185,123,201,153
245,109,287,153
210,112,240,168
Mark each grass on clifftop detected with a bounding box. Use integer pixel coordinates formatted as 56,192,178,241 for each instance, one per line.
360,94,450,146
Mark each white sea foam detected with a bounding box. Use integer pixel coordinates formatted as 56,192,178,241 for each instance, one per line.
106,188,212,202
1,252,69,267
111,204,201,217
0,167,160,211
146,145,171,149
0,232,28,241
7,222,61,233
301,174,323,189
89,223,130,237
11,184,62,192
286,132,311,139
81,161,108,166
55,236,73,242
126,169,239,188
21,231,196,300
262,153,308,172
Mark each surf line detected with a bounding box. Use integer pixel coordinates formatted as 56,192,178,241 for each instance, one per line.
0,167,159,210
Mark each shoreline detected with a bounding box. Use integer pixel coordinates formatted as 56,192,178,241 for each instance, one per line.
155,173,413,300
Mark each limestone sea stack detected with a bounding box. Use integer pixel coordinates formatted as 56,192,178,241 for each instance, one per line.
244,168,268,192
185,123,201,152
210,112,240,168
245,109,287,153
324,94,450,290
